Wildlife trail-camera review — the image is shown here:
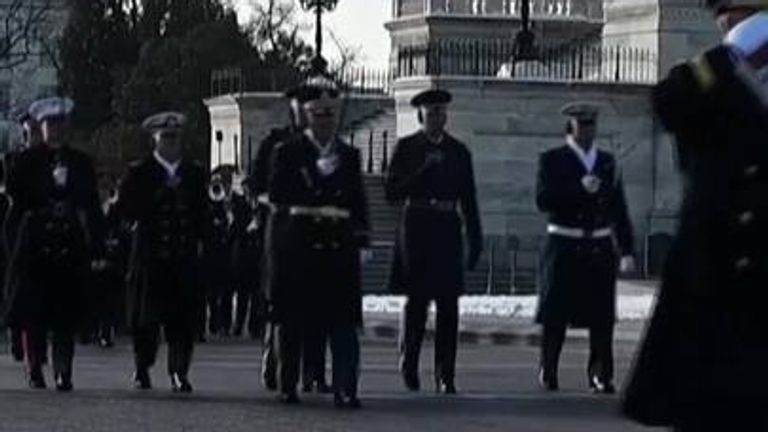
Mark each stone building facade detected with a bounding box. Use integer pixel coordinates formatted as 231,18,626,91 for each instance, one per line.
207,0,721,284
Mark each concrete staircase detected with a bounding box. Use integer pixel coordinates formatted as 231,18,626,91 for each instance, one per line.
360,175,532,295
343,106,397,177
360,175,399,294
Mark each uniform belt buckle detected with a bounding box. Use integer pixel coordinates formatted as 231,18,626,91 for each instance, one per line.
52,201,68,217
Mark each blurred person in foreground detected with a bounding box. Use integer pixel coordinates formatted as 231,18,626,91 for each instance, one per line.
623,1,768,430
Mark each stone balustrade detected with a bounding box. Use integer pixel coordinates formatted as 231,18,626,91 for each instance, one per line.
394,0,603,19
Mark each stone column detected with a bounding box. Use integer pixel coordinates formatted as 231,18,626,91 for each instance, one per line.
602,0,718,80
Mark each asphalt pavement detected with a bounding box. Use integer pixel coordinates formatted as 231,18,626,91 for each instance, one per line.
0,335,664,432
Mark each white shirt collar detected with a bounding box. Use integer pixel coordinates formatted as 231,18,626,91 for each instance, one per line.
153,150,181,178
566,135,598,173
423,130,445,145
304,130,335,156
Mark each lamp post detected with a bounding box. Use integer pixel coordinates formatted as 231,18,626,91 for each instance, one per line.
513,0,537,62
299,0,340,74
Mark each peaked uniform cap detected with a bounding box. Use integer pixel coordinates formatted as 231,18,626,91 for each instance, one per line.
560,102,601,121
288,74,341,104
142,111,187,131
28,97,74,123
410,89,452,107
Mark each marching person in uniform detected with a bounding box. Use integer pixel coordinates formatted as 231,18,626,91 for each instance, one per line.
92,184,126,348
249,86,307,391
228,177,256,339
623,1,768,430
205,165,242,338
204,165,251,338
386,88,483,394
2,97,105,391
267,75,370,407
2,108,42,363
535,102,635,394
119,111,207,393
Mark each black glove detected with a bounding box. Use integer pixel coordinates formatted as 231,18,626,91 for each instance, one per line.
466,245,481,271
420,150,444,171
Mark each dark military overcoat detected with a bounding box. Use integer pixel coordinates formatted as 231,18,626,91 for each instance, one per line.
535,145,634,328
266,135,369,325
622,45,768,427
385,131,482,298
118,156,208,329
1,146,103,329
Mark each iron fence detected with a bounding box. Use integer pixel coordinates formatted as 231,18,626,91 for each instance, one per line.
210,65,392,98
396,39,657,83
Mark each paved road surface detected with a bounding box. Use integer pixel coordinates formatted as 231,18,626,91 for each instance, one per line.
0,337,664,432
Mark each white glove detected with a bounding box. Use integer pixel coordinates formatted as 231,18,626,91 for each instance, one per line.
581,174,602,194
359,248,374,265
91,259,108,271
620,256,636,274
52,164,68,187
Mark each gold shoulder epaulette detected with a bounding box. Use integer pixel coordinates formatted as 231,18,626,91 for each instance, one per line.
688,55,716,92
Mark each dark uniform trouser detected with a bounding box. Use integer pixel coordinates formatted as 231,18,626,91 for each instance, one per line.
541,321,614,382
399,295,459,382
24,324,75,378
133,265,196,376
275,319,302,394
275,320,359,396
302,322,329,386
329,324,359,397
261,321,277,385
10,327,25,361
234,288,251,335
24,264,80,379
133,322,194,376
208,284,234,334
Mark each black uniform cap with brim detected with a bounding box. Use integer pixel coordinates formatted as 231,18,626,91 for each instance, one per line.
284,75,340,104
410,89,453,107
560,102,601,122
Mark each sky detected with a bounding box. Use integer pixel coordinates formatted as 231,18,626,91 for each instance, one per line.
234,0,392,70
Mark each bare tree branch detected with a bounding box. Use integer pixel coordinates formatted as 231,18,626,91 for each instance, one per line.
326,28,361,76
0,0,55,71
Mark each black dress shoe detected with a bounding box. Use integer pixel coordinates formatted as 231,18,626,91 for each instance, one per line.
401,370,420,391
27,368,46,389
589,376,616,394
262,374,277,391
334,392,362,409
435,379,457,394
133,369,152,390
315,381,333,394
279,391,300,404
54,374,73,392
170,373,193,393
10,333,24,362
347,396,362,409
538,368,559,391
98,337,114,349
